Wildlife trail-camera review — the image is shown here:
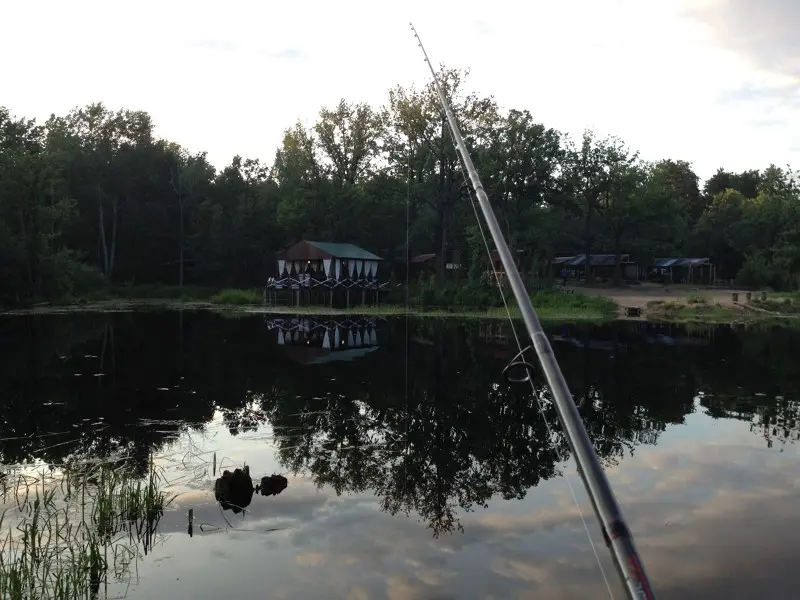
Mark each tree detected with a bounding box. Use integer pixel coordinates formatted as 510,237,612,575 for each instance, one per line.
383,67,498,279
652,159,703,231
168,147,214,288
478,109,569,275
563,131,635,283
314,99,383,187
704,167,761,200
693,188,749,279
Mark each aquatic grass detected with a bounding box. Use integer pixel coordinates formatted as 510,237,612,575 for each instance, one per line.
0,458,174,600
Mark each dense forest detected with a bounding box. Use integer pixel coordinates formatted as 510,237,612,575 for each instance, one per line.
2,67,799,306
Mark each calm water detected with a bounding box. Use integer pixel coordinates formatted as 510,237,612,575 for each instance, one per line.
1,312,799,599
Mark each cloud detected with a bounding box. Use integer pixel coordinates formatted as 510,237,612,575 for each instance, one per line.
717,82,800,111
682,0,800,78
267,47,306,60
471,21,492,36
190,39,241,52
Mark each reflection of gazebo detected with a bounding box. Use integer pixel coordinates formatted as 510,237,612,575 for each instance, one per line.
266,241,388,307
266,316,381,365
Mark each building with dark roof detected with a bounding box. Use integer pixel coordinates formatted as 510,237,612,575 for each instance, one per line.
650,257,715,284
552,254,640,281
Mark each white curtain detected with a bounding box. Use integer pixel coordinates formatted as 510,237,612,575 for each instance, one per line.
334,327,340,347
370,261,378,277
370,329,377,345
278,260,286,276
277,330,285,345
355,330,362,347
348,260,355,277
323,259,332,277
335,259,341,280
347,330,354,346
293,260,302,275
311,261,318,272
355,260,363,277
322,330,330,349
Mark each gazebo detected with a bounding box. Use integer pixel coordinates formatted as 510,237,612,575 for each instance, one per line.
266,241,388,307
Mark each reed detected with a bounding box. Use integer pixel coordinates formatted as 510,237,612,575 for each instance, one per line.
0,458,173,600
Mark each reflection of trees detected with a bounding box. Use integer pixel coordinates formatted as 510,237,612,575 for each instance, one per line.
0,313,215,472
694,325,800,449
2,312,799,535
260,320,674,535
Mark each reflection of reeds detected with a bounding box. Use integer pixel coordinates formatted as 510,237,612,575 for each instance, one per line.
0,457,174,600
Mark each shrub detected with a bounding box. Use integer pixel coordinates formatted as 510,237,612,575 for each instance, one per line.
686,291,710,305
210,289,262,305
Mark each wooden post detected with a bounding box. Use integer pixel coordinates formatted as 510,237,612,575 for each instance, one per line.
346,289,350,309
362,288,366,306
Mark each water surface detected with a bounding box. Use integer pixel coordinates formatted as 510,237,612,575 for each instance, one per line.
1,312,798,599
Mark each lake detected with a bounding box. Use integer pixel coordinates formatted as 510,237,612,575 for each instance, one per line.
1,312,798,599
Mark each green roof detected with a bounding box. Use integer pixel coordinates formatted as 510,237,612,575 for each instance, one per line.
307,241,383,261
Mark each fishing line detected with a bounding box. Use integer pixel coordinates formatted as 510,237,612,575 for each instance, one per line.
455,160,616,600
409,22,656,600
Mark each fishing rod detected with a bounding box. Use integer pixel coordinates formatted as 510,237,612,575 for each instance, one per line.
409,23,656,600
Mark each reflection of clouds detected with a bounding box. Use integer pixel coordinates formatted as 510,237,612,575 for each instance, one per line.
284,441,799,599
134,418,800,599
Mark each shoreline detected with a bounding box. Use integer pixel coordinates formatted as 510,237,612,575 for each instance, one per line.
2,296,798,326
0,300,611,322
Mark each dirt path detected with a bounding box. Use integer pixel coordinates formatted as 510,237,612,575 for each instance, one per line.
568,283,747,310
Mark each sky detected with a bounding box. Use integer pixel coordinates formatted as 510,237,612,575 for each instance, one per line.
3,0,799,182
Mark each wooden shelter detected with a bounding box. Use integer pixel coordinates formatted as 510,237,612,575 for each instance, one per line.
266,241,387,307
650,258,715,284
410,251,464,279
552,254,640,281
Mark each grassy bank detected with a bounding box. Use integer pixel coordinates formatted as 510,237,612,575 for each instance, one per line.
750,292,800,315
644,294,800,324
217,289,618,322
53,283,218,305
644,300,738,323
8,283,617,322
9,283,800,326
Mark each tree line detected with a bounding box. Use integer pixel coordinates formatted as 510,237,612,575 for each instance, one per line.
2,67,799,306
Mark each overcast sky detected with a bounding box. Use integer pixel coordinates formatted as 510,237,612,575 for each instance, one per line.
3,0,798,181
